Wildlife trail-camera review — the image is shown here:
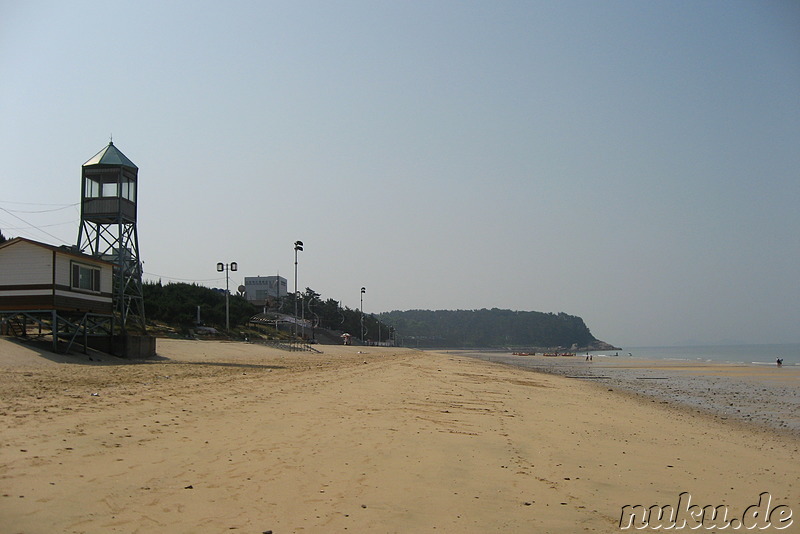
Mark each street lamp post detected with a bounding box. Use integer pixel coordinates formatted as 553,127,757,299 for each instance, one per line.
294,241,303,337
216,261,238,331
360,286,366,343
300,293,305,339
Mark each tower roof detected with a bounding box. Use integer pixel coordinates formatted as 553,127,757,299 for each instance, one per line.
83,141,138,169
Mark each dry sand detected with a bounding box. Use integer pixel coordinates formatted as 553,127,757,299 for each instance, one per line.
1,337,798,533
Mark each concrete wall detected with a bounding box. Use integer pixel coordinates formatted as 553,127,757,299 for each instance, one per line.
89,335,157,358
113,335,157,358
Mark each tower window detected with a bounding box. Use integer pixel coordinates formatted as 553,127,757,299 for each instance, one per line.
101,182,118,198
85,178,100,198
121,179,135,201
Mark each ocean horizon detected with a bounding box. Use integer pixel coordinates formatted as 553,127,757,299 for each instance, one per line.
589,343,799,366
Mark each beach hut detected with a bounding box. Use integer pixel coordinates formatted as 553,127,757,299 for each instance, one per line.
0,237,114,353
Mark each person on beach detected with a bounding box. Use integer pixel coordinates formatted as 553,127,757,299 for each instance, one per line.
776,358,783,367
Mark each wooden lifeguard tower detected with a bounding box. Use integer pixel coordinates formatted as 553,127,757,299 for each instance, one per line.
76,141,147,335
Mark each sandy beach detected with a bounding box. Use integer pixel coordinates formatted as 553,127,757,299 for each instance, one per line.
461,352,800,437
1,338,798,533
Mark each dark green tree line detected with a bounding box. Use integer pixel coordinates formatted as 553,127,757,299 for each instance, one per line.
276,288,392,341
143,281,256,330
142,282,392,341
379,308,601,348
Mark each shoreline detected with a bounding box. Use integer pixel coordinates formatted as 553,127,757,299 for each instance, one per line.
452,351,800,438
411,343,800,366
1,338,798,532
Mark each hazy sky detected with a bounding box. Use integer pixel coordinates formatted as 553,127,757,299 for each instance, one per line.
1,1,798,347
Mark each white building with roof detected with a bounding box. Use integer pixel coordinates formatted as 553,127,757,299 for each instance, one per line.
244,275,287,306
0,237,115,353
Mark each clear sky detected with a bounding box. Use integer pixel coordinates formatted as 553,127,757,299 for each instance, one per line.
1,1,798,347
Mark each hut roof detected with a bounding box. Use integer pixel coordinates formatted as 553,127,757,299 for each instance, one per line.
0,237,114,266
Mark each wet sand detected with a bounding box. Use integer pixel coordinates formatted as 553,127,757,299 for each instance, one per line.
458,352,800,437
1,338,798,533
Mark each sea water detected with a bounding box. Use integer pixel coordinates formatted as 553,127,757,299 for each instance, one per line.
589,343,799,366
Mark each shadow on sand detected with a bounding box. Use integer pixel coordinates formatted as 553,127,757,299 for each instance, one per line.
1,336,287,371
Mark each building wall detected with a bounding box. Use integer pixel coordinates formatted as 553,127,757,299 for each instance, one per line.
52,250,113,291
0,240,53,285
0,239,113,314
53,251,114,313
244,276,288,304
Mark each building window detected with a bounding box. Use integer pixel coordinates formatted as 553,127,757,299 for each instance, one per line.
72,262,101,292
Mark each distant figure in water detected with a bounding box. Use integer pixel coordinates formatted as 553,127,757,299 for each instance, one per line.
777,358,783,367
